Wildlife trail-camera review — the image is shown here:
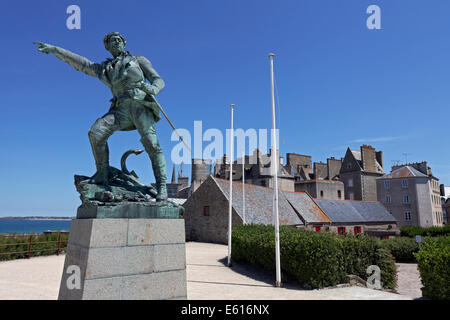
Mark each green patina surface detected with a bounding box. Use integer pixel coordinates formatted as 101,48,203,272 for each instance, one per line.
77,202,183,219
34,32,170,204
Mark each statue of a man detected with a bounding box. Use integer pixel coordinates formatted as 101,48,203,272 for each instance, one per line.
34,32,168,202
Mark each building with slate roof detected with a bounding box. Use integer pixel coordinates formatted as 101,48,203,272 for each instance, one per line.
314,199,397,238
377,163,444,227
284,153,345,200
183,176,303,243
214,149,295,192
340,145,384,201
183,176,397,243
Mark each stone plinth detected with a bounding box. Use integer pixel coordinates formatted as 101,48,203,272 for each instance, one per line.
58,218,187,300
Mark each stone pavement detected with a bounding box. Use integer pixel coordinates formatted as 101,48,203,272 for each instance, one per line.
0,241,414,300
395,263,423,299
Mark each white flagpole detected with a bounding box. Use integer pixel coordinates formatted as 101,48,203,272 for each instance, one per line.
228,103,234,267
269,53,281,287
242,150,246,225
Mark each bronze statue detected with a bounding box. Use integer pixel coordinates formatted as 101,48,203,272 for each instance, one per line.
34,32,168,202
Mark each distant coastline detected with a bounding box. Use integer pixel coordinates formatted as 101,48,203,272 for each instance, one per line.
0,217,74,221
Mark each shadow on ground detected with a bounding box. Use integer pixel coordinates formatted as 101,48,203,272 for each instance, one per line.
214,257,309,291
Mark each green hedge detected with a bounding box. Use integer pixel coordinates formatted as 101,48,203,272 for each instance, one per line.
414,236,450,300
338,234,396,289
380,237,420,263
0,233,69,261
231,225,397,290
400,225,450,238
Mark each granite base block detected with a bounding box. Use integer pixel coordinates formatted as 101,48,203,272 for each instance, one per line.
58,218,187,300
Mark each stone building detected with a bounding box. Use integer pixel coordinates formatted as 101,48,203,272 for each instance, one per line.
214,149,295,192
443,199,450,226
376,163,444,227
183,176,397,244
183,176,303,243
340,145,384,201
313,199,397,239
284,153,344,200
440,184,450,225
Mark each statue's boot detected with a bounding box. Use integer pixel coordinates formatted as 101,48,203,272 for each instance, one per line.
88,129,111,185
141,134,167,202
89,166,109,185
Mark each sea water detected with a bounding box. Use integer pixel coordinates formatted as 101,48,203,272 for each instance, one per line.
0,220,72,234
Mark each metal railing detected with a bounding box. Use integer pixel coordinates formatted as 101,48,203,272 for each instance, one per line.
0,232,68,259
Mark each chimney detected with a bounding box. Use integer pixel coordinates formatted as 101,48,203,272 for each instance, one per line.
376,151,383,169
327,157,342,180
360,145,376,173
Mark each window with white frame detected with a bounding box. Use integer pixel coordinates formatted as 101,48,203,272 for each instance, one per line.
384,181,390,189
386,195,391,203
405,211,411,221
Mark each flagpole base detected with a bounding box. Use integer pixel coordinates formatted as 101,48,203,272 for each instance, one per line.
274,281,281,287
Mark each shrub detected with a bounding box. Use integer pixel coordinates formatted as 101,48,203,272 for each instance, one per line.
232,225,397,290
0,233,68,261
279,227,346,289
414,236,450,300
339,234,397,290
400,225,450,238
380,237,420,263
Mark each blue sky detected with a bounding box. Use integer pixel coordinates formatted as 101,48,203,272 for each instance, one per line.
0,0,448,217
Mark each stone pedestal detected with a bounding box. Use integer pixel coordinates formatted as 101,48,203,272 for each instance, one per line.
58,218,187,300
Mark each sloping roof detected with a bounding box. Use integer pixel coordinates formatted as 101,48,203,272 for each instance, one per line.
283,192,331,224
168,198,186,206
351,150,362,161
203,176,395,226
299,167,314,180
379,166,428,179
314,199,397,224
213,177,303,226
284,165,299,176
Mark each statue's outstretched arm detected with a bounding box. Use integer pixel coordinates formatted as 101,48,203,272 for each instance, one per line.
34,42,101,78
137,56,165,96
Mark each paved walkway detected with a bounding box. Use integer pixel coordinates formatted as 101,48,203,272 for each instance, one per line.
395,263,423,299
0,242,413,300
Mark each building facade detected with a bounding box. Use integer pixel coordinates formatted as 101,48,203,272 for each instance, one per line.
284,153,344,200
440,184,450,225
340,145,384,201
214,149,295,192
377,163,444,227
183,176,397,244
